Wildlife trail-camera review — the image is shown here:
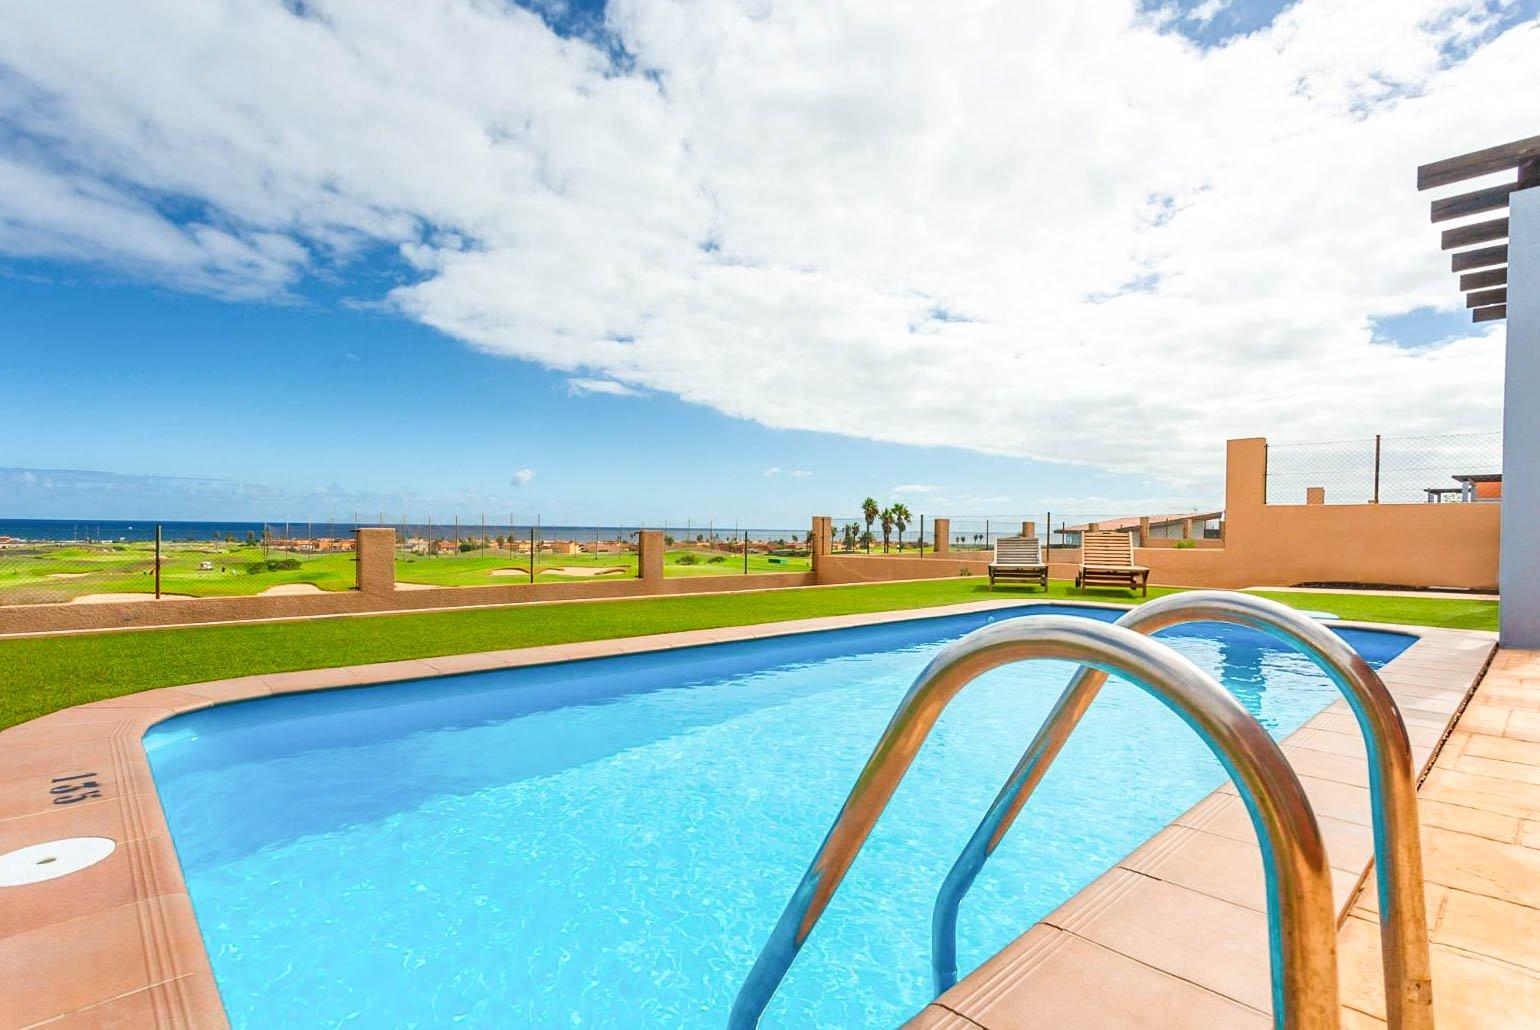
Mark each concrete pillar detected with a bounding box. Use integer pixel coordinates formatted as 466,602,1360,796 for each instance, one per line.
933,517,950,555
1502,185,1540,644
1181,517,1194,540
809,515,832,572
638,529,665,585
354,527,396,595
1306,487,1325,505
1020,521,1035,539
1138,516,1151,547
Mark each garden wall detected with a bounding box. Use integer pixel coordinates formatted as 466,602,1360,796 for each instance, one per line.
0,529,816,636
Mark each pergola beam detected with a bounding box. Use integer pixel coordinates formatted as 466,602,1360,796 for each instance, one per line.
1451,245,1508,272
1418,134,1540,190
1459,267,1507,291
1431,182,1518,222
1473,305,1508,323
1442,217,1511,250
1467,287,1508,308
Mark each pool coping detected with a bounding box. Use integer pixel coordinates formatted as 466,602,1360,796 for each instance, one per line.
0,599,1495,1028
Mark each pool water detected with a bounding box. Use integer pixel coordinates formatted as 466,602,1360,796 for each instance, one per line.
145,605,1412,1028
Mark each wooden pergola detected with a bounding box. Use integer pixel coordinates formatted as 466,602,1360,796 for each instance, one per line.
1417,134,1540,323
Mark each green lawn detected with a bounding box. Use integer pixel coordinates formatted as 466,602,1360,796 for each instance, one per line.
0,577,1494,730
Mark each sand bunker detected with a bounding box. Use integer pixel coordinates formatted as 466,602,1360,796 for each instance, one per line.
47,572,93,579
542,566,627,577
258,583,327,596
489,568,532,578
394,581,437,590
72,592,194,604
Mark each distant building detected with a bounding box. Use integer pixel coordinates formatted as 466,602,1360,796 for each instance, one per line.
1056,512,1223,547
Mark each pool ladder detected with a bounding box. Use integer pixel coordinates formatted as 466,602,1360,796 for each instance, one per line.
729,592,1434,1030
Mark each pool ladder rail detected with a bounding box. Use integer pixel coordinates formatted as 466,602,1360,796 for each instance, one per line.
730,593,1435,1030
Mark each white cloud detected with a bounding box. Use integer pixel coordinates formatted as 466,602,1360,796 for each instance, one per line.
762,466,781,477
0,0,1529,488
567,377,641,397
510,468,536,487
790,469,813,478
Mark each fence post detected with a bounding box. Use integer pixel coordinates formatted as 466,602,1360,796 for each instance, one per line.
354,527,397,595
638,529,665,585
919,514,925,557
529,526,536,582
743,530,749,574
154,523,162,599
1373,434,1382,504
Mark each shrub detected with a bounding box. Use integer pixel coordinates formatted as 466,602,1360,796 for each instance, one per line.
707,555,726,564
245,558,304,574
1174,539,1197,549
675,553,699,565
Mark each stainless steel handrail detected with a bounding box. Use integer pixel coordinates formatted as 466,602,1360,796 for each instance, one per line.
931,592,1431,1030
729,615,1340,1029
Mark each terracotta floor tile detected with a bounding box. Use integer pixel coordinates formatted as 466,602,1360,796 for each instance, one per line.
0,895,210,1028
1416,798,1521,843
1348,880,1446,923
938,923,1266,1029
902,1004,981,1029
1219,770,1373,827
1282,745,1372,789
1449,704,1509,737
1464,732,1540,766
27,972,229,1029
1045,869,1274,1013
1422,768,1540,820
1453,753,1540,786
174,676,272,703
1434,888,1540,973
1420,825,1540,907
1119,825,1360,915
1175,792,1373,872
1506,710,1540,743
0,833,185,938
1521,820,1540,849
0,797,133,853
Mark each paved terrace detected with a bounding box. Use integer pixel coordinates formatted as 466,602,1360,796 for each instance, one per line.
916,640,1540,1028
0,602,1529,1027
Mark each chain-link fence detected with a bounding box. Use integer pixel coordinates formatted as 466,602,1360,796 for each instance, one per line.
0,515,814,605
1265,432,1501,505
0,521,358,606
387,519,811,586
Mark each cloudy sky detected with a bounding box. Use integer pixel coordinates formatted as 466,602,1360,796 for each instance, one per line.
2,0,1534,524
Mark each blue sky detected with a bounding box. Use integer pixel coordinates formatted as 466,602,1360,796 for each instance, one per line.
2,271,1161,526
1,0,1529,525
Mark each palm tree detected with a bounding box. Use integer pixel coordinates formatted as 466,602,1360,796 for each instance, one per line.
879,506,895,553
842,521,860,551
861,497,879,553
891,502,911,552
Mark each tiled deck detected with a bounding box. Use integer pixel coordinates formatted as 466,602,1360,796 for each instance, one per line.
912,626,1498,1029
0,601,1512,1028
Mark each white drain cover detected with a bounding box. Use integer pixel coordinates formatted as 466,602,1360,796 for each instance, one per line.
0,837,116,886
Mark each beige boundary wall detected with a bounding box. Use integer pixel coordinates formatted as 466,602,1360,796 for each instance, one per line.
0,528,815,635
813,437,1500,592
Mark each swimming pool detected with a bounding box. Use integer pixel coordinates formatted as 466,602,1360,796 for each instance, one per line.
144,604,1413,1028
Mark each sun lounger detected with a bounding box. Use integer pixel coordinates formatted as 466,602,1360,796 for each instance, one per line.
1075,531,1150,596
988,536,1048,589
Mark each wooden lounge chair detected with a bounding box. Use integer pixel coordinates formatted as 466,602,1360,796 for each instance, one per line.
988,536,1048,589
1075,531,1150,596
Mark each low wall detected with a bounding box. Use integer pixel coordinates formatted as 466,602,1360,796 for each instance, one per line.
0,571,816,636
814,441,1501,593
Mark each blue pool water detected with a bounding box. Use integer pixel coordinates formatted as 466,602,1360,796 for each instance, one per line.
145,605,1413,1028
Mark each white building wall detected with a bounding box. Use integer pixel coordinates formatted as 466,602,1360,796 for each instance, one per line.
1502,187,1540,644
